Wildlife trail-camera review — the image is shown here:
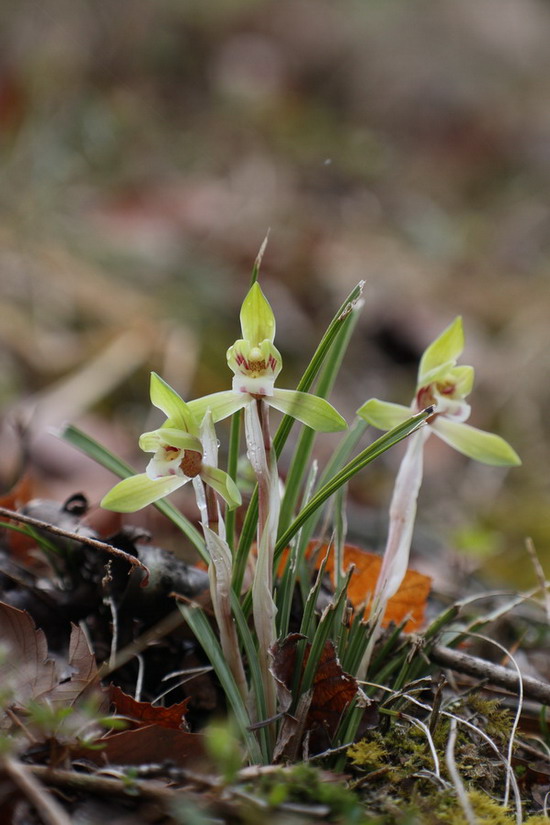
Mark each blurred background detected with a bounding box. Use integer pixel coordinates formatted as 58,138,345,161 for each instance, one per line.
1,0,549,593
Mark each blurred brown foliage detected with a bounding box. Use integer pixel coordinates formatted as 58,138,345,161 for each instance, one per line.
1,0,549,587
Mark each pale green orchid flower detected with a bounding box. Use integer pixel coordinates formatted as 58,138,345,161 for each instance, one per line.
356,318,520,679
358,317,521,467
187,282,347,433
101,372,241,513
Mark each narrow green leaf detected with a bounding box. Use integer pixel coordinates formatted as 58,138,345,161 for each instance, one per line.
229,591,269,757
276,461,319,639
224,411,241,552
180,605,264,764
300,570,353,697
278,301,359,536
274,408,433,565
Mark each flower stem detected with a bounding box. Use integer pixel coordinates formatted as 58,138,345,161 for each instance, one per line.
246,400,279,738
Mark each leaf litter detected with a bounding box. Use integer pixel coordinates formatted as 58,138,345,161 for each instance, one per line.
0,489,549,823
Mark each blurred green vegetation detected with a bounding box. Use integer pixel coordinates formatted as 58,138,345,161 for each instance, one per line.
1,0,549,591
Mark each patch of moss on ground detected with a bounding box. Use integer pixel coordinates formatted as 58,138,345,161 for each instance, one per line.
254,763,370,823
344,693,531,824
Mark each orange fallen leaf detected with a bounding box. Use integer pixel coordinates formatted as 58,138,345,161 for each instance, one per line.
199,539,431,632
278,542,431,632
0,475,38,561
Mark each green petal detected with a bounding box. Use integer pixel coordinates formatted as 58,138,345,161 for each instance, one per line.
138,430,162,452
432,418,521,466
139,428,203,453
418,317,464,386
357,399,411,431
188,391,247,424
449,365,474,397
240,282,276,346
100,473,185,512
200,465,242,510
149,373,197,433
269,388,347,432
201,464,242,510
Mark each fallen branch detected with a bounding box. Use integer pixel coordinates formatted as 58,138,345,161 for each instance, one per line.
0,506,150,584
30,765,176,802
429,643,550,705
3,756,73,825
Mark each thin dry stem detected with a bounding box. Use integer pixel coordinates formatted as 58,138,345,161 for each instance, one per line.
3,755,73,825
445,718,477,825
0,506,150,583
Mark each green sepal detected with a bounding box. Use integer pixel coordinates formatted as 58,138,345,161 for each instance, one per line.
432,418,521,466
357,399,411,431
138,428,203,453
269,388,347,432
239,282,276,346
418,317,464,386
200,465,242,510
149,372,197,434
188,391,247,424
100,473,184,512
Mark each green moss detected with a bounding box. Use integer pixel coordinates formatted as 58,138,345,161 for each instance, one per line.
256,763,369,823
449,790,512,824
465,694,513,742
348,739,389,770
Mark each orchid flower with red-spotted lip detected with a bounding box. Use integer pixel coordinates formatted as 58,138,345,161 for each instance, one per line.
356,318,520,678
187,282,347,433
100,372,241,513
358,316,521,467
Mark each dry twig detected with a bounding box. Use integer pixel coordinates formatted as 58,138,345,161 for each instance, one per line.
0,506,150,583
429,643,550,705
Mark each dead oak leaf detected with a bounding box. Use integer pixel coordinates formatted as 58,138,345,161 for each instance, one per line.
0,600,57,706
0,601,99,711
109,684,190,730
73,725,204,768
271,634,357,740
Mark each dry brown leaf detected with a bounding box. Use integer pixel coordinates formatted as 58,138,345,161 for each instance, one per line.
271,634,357,740
278,542,431,632
76,724,204,768
0,601,57,705
109,684,189,730
0,602,99,710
